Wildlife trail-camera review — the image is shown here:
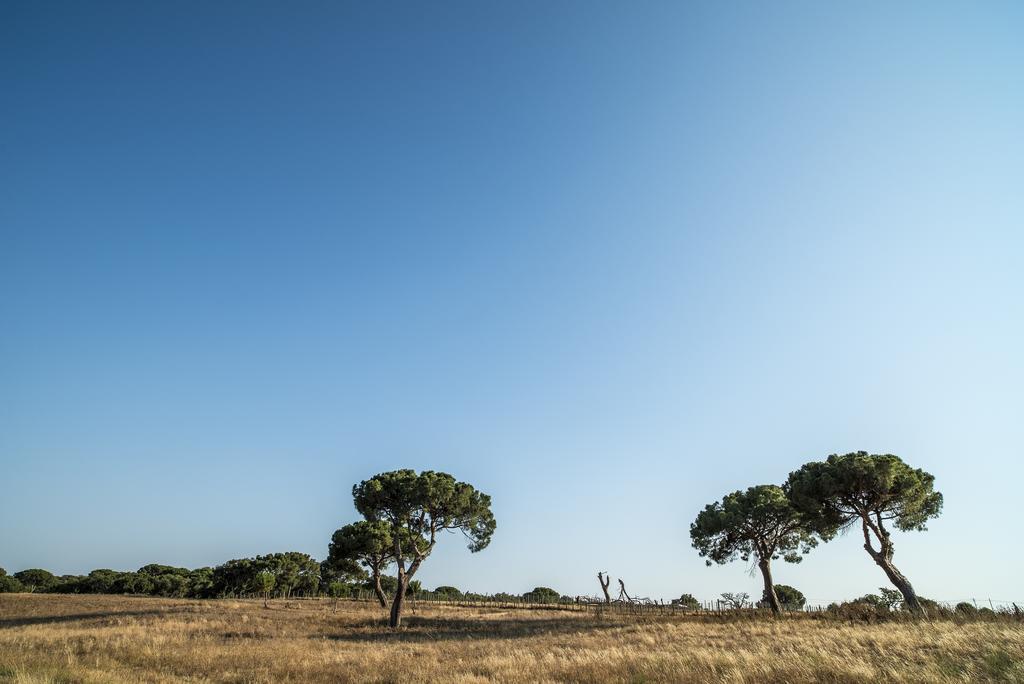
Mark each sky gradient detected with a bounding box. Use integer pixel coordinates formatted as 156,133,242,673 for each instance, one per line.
3,1,1023,606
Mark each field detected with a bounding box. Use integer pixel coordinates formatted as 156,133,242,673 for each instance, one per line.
1,594,1023,683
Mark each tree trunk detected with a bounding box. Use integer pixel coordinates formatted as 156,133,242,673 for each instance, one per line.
758,559,781,616
598,572,611,604
864,543,923,615
389,575,409,628
372,571,388,608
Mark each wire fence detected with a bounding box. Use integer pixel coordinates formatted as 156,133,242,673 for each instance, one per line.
292,591,1024,617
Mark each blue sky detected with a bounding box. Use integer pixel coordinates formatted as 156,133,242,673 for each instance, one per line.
2,1,1022,606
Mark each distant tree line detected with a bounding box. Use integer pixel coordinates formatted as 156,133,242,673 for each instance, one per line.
0,561,571,608
1,553,399,600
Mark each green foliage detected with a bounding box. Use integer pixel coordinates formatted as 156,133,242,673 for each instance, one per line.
0,575,23,593
690,485,816,566
352,470,496,555
319,558,366,589
433,585,463,597
12,569,58,593
853,593,885,608
878,587,904,611
83,569,122,594
773,584,805,610
833,590,939,617
253,570,275,594
188,567,216,599
352,470,495,627
786,452,943,538
672,593,701,610
210,552,321,598
787,452,942,614
327,520,404,585
524,587,560,603
50,575,86,593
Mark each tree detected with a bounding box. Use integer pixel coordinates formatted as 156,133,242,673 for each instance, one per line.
327,521,400,608
525,587,560,604
877,587,903,611
786,451,943,614
326,581,348,612
136,565,191,597
187,567,216,599
0,575,23,593
597,572,611,604
433,585,463,598
253,570,275,608
12,569,58,593
352,469,496,628
690,485,817,615
82,569,123,594
209,553,318,599
772,584,805,610
211,558,258,597
257,552,320,598
720,592,749,610
51,575,85,593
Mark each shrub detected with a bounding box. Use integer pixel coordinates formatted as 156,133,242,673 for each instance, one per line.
827,598,891,622
524,587,560,603
0,575,23,593
672,593,701,610
956,602,978,616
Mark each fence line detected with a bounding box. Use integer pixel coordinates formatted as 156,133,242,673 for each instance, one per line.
271,590,1023,618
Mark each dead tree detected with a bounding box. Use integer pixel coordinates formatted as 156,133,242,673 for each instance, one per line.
597,572,611,604
618,579,633,603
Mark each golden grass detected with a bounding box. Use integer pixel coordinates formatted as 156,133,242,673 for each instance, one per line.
1,594,1022,683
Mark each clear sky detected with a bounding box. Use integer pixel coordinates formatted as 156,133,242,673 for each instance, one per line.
2,1,1023,607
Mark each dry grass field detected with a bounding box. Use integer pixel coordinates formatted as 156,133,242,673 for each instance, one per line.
1,594,1022,683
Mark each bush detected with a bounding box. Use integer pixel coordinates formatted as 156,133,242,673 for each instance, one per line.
672,593,700,610
0,575,23,593
827,598,891,622
955,602,978,616
524,587,560,603
433,585,462,598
